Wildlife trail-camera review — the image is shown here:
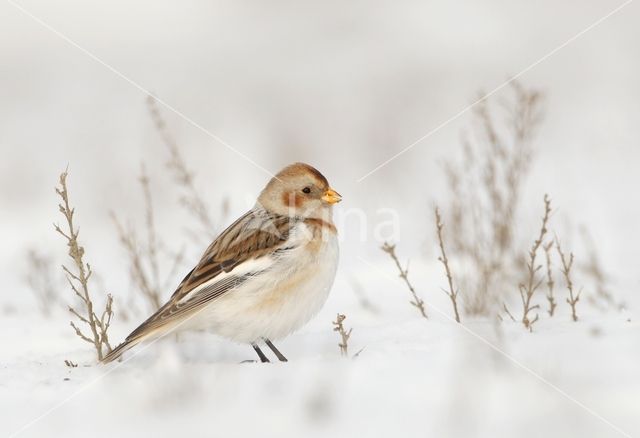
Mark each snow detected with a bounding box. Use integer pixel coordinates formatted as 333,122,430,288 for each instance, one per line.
2,264,639,438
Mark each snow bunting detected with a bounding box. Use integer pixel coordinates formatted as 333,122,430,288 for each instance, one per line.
103,162,341,363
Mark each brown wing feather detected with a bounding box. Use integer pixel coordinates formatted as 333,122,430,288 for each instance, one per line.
174,209,293,299
124,208,295,342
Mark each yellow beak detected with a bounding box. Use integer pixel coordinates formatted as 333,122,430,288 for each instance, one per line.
322,188,342,204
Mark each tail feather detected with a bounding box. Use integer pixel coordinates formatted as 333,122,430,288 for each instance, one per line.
101,337,143,364
101,322,173,363
101,297,184,364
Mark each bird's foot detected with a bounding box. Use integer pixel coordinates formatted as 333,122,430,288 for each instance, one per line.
263,338,288,362
251,343,271,363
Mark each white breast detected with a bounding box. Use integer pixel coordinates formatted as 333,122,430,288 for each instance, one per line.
188,221,339,343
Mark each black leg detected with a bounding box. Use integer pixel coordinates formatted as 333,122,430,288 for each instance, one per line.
251,343,270,363
263,338,288,362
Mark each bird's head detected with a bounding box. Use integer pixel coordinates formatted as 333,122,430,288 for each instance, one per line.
257,162,341,219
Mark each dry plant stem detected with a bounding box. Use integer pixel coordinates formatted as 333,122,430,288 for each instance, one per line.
543,241,557,317
139,166,161,292
435,207,461,323
443,83,543,316
502,303,516,322
580,228,620,310
332,313,352,357
54,171,113,361
112,214,162,310
556,240,581,322
381,242,428,319
350,278,380,315
147,95,217,240
112,166,163,310
25,249,58,317
518,194,551,331
113,166,187,313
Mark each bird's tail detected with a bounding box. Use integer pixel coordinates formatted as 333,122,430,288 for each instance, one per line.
101,336,144,364
101,296,183,364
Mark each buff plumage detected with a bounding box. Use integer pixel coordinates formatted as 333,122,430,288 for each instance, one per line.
102,163,341,364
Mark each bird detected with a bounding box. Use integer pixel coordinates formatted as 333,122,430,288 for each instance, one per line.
102,162,341,364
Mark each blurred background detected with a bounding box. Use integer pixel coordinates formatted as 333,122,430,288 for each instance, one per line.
1,1,639,437
2,0,640,296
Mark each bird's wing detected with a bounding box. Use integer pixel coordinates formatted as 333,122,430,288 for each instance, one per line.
125,208,298,341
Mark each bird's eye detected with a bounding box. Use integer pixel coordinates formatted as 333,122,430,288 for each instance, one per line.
302,187,311,194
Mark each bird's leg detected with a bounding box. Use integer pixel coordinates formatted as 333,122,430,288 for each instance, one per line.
251,343,270,363
263,338,288,362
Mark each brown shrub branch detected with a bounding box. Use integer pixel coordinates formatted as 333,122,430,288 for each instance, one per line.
556,240,581,322
147,95,225,241
518,194,551,331
139,166,161,292
54,170,113,361
502,303,516,322
332,313,352,357
112,167,161,310
381,242,428,319
435,207,461,323
442,82,544,315
112,166,186,313
350,278,381,315
24,249,58,317
112,216,162,310
543,241,557,317
580,228,622,311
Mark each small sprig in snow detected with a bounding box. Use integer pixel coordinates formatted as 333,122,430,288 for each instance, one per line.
332,313,352,357
381,242,428,319
54,170,113,362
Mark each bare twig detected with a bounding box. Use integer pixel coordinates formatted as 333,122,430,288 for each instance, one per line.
332,313,352,357
580,227,622,311
518,194,551,331
350,277,380,315
502,303,516,322
24,249,59,316
147,95,223,241
435,207,461,323
381,242,428,319
556,240,581,322
442,83,544,315
543,241,557,317
139,166,161,293
112,166,187,312
54,170,113,361
112,215,162,310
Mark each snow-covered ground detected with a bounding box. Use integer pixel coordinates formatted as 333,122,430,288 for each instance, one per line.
2,1,640,437
3,259,639,438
